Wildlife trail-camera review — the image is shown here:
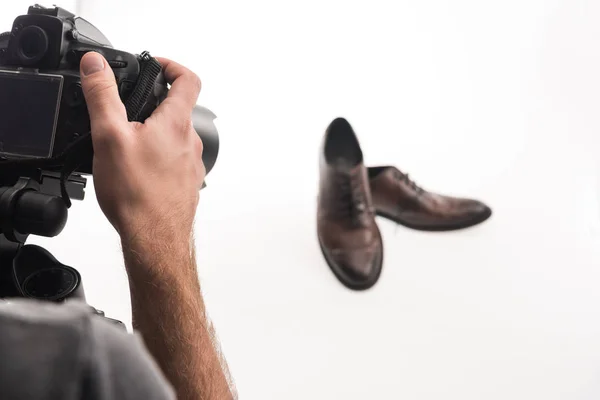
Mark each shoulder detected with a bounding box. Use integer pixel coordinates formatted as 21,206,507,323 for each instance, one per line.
88,314,176,399
0,299,97,399
0,299,174,400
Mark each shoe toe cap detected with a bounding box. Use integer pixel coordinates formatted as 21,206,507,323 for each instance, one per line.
465,200,492,218
331,243,382,281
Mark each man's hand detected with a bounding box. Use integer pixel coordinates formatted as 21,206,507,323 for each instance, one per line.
80,52,234,400
80,51,204,245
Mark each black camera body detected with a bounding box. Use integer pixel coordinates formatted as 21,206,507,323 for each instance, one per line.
0,4,218,175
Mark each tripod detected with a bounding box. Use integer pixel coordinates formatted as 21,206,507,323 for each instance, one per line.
0,173,123,326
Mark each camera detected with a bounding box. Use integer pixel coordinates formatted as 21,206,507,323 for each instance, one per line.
0,5,219,322
0,4,219,176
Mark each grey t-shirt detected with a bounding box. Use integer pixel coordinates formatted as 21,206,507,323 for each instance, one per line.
0,299,175,400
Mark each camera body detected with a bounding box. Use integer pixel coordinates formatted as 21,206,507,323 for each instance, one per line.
0,6,168,174
0,5,218,176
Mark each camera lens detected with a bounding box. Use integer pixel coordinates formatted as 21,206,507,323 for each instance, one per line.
16,25,49,65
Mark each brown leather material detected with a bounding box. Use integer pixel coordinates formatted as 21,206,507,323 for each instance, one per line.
368,166,492,231
317,118,383,290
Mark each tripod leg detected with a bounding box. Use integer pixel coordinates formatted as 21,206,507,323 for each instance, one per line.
0,235,21,298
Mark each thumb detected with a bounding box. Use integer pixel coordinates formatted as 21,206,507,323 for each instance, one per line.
80,52,128,131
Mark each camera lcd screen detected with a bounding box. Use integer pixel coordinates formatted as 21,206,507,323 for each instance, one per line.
0,71,63,158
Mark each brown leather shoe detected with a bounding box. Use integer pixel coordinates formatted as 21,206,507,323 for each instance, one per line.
368,166,492,231
317,118,383,290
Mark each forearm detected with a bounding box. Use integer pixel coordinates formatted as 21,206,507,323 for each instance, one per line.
121,236,234,400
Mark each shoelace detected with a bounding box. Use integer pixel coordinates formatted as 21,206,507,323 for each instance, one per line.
333,172,370,224
392,169,424,235
393,169,423,194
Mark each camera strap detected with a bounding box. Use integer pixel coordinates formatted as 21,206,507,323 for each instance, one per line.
0,52,163,208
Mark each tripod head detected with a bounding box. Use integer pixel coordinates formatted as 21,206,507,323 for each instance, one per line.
0,172,124,326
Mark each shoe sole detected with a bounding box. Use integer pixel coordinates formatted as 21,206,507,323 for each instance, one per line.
317,226,384,291
375,208,492,232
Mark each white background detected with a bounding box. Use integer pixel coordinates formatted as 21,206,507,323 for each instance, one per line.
4,1,600,399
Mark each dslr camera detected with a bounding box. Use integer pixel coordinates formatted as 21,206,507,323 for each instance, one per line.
0,4,219,316
0,4,218,175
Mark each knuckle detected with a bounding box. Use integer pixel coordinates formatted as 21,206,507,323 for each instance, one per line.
189,73,202,95
84,79,117,101
173,115,192,134
196,162,206,186
193,134,204,155
194,75,202,93
91,121,128,150
160,98,189,126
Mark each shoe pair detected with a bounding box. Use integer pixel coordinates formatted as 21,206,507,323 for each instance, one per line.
317,118,492,290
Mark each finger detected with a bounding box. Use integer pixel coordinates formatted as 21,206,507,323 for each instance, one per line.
193,129,204,159
80,52,128,132
155,57,201,111
196,162,206,191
